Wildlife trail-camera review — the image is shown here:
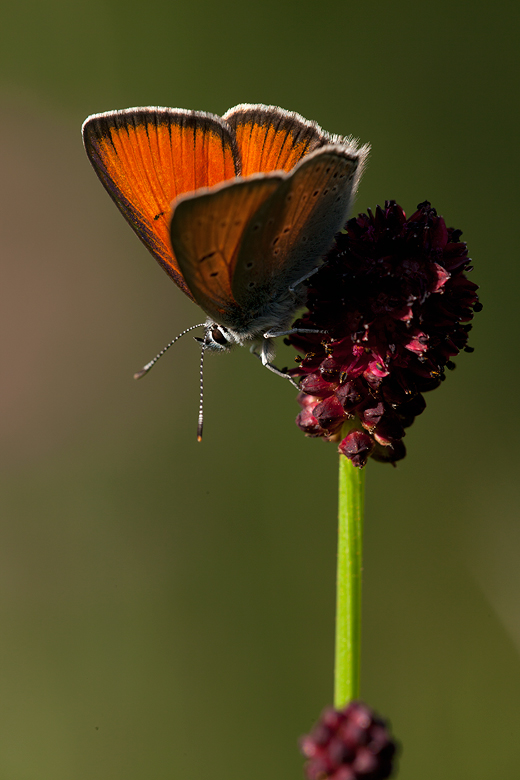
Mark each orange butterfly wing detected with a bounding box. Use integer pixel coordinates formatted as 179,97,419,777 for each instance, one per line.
169,174,283,327
82,108,240,300
223,103,334,175
232,146,365,299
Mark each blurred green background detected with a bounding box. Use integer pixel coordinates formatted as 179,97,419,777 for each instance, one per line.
1,0,518,778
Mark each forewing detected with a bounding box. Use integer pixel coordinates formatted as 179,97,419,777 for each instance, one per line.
82,107,240,299
169,175,284,326
223,103,334,176
232,144,367,307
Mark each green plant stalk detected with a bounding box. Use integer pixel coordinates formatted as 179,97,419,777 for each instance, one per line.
334,453,365,708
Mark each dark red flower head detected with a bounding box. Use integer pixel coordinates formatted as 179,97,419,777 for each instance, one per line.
300,701,397,780
289,201,480,466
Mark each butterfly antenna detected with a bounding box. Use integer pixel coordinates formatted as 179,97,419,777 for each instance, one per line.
196,334,208,442
133,323,206,380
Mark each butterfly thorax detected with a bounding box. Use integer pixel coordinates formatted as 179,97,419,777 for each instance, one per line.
203,277,307,350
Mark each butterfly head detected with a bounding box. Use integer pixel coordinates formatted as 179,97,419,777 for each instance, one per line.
195,322,237,353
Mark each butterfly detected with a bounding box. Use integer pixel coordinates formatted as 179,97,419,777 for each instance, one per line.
82,104,368,437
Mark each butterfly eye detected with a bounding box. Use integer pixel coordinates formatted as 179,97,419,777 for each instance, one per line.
211,327,228,346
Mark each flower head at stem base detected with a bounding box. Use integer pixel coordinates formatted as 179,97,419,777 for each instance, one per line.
301,701,397,780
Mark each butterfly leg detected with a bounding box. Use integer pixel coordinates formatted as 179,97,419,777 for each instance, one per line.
263,361,301,388
249,342,300,389
264,326,327,338
288,265,321,294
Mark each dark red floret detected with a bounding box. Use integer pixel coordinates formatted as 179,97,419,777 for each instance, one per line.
338,430,374,468
288,201,480,465
300,701,397,780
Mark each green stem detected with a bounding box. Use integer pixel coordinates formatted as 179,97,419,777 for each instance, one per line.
334,453,365,708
